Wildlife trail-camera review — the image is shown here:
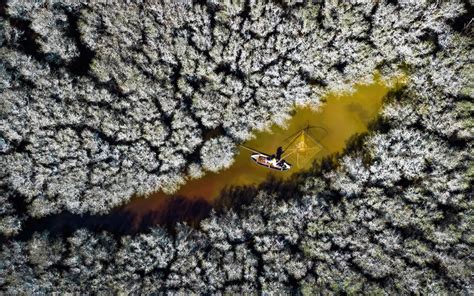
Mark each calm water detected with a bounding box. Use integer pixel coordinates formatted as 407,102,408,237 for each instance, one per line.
122,75,405,223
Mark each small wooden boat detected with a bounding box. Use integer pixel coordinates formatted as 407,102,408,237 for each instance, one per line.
251,153,291,171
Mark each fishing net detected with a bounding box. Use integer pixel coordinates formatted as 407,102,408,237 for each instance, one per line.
281,127,324,168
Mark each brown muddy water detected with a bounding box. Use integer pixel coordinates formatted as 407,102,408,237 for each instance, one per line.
121,75,406,228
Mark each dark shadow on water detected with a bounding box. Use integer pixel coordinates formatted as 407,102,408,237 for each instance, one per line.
137,196,212,230
12,211,137,242
214,185,259,213
9,196,212,242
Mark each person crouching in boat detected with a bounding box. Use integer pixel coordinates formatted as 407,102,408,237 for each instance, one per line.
267,146,284,167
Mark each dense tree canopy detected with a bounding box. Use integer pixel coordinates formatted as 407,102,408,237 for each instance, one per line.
0,0,472,294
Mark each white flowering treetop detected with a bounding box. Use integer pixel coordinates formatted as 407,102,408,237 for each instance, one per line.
0,0,472,293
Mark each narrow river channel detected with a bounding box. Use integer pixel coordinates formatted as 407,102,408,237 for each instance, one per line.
121,75,405,227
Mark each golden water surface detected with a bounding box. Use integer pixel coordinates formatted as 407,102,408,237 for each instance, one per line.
123,75,405,216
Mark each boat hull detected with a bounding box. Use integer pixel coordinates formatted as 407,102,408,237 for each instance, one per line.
251,153,291,171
